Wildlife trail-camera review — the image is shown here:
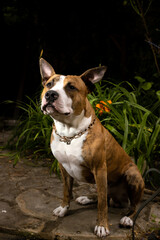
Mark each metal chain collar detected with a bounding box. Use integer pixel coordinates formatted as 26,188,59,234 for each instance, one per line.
55,118,96,145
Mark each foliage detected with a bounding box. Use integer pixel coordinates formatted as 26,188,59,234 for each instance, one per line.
4,80,160,177
5,97,55,167
88,80,160,175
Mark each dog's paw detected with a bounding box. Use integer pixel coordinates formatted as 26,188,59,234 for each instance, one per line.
76,196,96,205
119,216,133,227
94,225,110,237
53,205,69,217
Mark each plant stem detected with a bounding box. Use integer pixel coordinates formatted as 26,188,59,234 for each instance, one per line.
136,0,160,74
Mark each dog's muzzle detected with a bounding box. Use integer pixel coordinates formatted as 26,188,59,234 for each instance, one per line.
42,90,71,116
42,90,59,113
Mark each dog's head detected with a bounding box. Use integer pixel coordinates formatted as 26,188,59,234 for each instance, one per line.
40,58,107,121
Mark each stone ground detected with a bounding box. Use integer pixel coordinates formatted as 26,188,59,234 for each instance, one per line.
0,129,160,240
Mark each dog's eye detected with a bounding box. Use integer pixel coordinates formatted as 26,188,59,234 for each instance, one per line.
67,83,77,91
46,82,52,88
69,85,76,90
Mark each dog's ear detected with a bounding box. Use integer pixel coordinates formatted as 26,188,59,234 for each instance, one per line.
39,58,55,86
80,66,107,92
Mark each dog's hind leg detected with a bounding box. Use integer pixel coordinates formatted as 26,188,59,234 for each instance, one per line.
108,180,129,208
119,166,145,228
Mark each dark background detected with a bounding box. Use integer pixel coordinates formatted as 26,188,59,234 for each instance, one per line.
1,0,160,119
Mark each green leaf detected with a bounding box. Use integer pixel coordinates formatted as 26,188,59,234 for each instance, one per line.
105,124,124,140
134,76,146,83
16,129,30,148
141,82,153,91
34,132,40,141
122,107,128,151
156,90,160,100
147,118,160,161
126,101,151,113
13,153,20,167
130,0,141,16
136,112,150,150
116,86,134,103
137,154,145,174
107,104,124,126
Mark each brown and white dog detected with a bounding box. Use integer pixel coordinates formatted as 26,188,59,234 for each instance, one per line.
39,58,144,237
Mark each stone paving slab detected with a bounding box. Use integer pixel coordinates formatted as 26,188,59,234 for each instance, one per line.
16,189,60,221
52,202,130,240
0,150,160,240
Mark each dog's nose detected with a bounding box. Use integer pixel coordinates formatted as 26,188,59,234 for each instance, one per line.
45,90,59,102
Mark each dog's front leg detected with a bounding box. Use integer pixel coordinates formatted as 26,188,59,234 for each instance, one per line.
93,166,110,237
53,163,73,217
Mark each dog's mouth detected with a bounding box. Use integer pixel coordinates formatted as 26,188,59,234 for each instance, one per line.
42,103,70,116
42,103,54,113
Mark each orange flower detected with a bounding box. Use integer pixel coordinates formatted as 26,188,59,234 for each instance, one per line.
96,100,112,115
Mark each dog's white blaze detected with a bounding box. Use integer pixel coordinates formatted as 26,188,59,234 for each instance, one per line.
50,75,73,114
51,75,65,90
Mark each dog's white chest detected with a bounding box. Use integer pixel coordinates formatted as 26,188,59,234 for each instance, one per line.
51,131,87,182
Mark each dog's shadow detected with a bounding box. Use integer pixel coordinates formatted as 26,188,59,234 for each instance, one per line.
67,201,97,216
